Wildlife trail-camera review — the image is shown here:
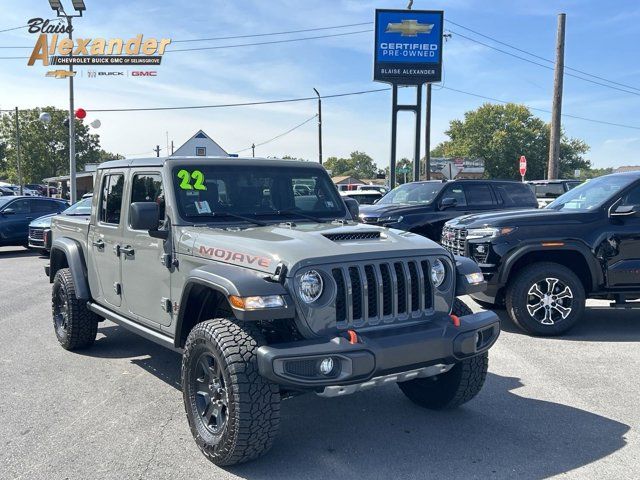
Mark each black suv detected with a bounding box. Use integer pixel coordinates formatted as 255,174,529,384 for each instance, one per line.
527,179,581,208
443,172,640,336
358,179,537,241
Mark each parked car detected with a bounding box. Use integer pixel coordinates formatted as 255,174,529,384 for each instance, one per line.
357,184,389,195
0,186,16,196
25,184,47,196
28,196,92,252
443,171,640,336
527,179,581,208
340,189,383,205
0,196,68,248
358,179,538,242
47,156,499,465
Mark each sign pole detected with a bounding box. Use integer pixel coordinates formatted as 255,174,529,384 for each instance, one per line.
425,83,432,180
389,85,398,189
413,84,422,183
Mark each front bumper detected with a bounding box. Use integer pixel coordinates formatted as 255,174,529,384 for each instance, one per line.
257,310,499,389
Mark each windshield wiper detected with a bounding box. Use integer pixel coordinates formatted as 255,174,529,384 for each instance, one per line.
199,212,267,227
254,209,330,223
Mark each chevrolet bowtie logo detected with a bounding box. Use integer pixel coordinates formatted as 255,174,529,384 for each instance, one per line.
385,19,434,37
45,69,76,79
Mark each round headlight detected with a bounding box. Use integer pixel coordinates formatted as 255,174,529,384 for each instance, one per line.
298,270,323,303
431,259,446,287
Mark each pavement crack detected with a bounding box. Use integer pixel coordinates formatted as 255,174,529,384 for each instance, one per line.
139,408,177,480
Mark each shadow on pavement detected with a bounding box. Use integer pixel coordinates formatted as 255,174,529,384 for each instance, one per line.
86,323,629,480
0,247,40,258
493,307,640,342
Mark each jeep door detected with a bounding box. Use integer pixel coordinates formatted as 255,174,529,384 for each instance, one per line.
120,171,172,327
88,172,125,308
607,182,640,286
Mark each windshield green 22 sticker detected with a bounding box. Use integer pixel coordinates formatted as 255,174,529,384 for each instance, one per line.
177,169,207,191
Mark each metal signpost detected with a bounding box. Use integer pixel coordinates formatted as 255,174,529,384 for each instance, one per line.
519,155,527,182
374,8,443,188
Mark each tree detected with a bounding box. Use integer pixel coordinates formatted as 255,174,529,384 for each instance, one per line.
384,157,414,184
323,151,377,179
432,103,590,180
0,106,122,183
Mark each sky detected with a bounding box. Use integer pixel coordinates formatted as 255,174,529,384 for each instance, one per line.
1,0,639,172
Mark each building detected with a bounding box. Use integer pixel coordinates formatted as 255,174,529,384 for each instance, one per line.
615,166,640,173
171,130,228,157
42,163,100,198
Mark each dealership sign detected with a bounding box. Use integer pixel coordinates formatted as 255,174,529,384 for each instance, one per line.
373,9,443,85
26,17,171,67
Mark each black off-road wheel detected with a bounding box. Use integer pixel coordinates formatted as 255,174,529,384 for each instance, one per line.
398,299,489,409
182,319,281,466
52,268,98,350
505,262,585,336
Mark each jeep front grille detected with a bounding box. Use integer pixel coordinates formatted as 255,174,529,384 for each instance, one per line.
441,226,467,256
332,259,433,329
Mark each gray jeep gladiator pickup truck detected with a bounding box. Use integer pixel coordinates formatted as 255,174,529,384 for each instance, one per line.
47,156,499,466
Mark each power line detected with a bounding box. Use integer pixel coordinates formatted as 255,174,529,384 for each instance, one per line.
168,29,372,53
86,87,390,112
172,21,373,43
446,19,640,93
448,29,640,97
0,28,373,59
0,23,31,34
233,114,318,153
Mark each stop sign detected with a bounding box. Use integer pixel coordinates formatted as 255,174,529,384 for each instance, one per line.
519,155,527,176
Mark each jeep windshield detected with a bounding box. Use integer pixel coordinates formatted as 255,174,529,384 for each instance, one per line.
547,175,635,211
172,164,346,223
377,182,444,205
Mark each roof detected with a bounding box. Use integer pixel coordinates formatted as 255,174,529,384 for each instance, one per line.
172,130,228,157
527,179,579,184
98,156,326,170
0,195,66,202
332,175,363,184
42,172,96,182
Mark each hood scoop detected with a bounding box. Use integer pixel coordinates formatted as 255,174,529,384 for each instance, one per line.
323,231,382,241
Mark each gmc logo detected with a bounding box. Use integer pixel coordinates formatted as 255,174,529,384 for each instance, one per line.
132,71,157,76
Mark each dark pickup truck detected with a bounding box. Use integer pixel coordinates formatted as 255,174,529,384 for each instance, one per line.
358,179,537,241
443,172,640,336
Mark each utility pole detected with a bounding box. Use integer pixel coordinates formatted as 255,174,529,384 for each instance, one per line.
252,143,255,157
67,16,77,203
313,88,323,164
154,145,161,157
15,107,22,195
425,83,432,180
548,13,566,180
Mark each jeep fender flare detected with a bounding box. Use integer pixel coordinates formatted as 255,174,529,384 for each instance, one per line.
49,237,91,300
498,241,602,290
174,263,295,348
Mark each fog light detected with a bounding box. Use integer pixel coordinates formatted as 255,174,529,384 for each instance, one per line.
319,357,334,376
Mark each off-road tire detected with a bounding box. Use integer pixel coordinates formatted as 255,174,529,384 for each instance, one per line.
506,262,585,336
52,268,98,350
398,299,488,409
182,319,280,466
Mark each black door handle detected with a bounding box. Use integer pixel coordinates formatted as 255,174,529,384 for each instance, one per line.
121,245,135,257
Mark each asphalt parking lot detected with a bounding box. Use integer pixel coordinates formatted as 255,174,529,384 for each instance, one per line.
1,246,638,480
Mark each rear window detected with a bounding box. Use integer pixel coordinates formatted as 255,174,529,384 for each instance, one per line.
532,183,565,198
494,183,537,207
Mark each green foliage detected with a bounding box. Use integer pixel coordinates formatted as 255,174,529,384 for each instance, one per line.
324,151,378,179
432,103,591,180
383,157,414,184
0,106,121,184
579,167,614,180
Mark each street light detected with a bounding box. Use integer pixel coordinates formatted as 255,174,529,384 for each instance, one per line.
313,88,322,165
48,0,85,203
14,109,52,196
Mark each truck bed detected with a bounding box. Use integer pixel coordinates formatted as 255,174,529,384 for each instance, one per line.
50,215,91,264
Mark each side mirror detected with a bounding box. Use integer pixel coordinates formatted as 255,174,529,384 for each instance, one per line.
440,197,457,210
344,197,359,220
611,204,639,217
129,202,165,235
2,208,15,215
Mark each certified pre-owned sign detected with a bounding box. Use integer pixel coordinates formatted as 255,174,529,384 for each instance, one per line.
373,9,443,85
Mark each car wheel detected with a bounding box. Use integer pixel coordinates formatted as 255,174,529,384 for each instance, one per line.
506,262,585,336
397,299,488,410
52,268,99,350
182,319,281,466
